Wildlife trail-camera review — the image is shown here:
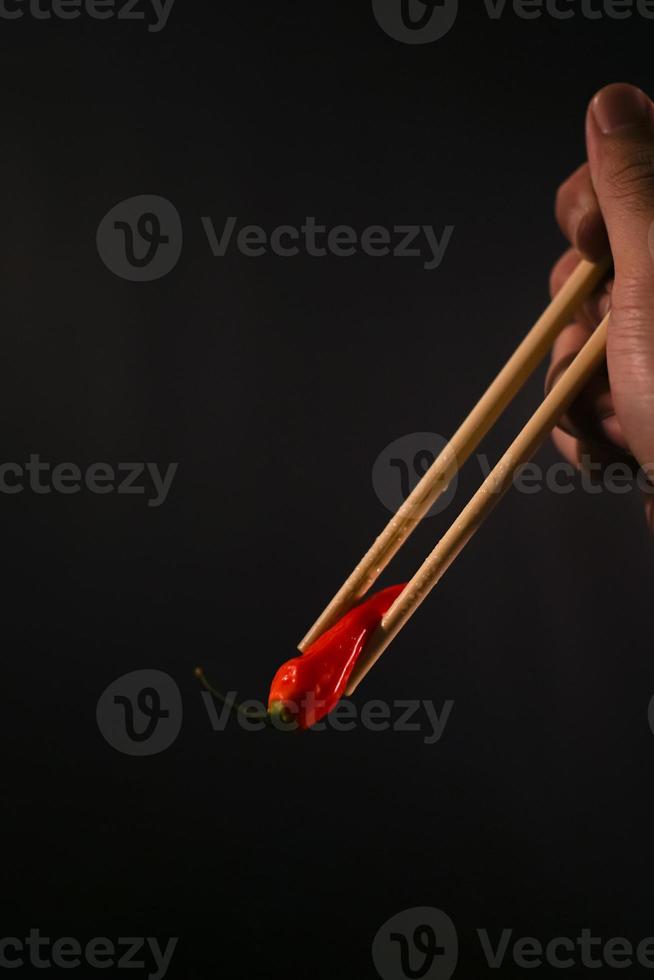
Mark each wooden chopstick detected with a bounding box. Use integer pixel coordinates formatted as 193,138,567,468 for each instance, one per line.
299,256,610,652
346,311,610,695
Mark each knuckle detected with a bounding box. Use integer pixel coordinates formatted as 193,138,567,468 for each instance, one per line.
615,274,653,314
606,150,654,211
609,282,654,363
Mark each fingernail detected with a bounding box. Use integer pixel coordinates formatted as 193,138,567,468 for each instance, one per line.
592,85,651,135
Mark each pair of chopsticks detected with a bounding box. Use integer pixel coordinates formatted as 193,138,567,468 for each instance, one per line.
298,255,612,693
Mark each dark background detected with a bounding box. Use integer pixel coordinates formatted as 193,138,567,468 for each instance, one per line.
2,3,654,978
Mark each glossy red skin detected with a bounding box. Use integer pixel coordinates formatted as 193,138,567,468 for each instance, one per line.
268,584,405,730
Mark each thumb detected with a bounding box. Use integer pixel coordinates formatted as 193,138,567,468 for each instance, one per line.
586,82,654,469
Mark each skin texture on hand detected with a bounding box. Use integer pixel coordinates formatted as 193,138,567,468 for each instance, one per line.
548,83,654,528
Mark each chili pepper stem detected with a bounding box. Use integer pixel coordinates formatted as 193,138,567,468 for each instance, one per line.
194,667,271,725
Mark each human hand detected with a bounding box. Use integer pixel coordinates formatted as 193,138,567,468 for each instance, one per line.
548,83,654,524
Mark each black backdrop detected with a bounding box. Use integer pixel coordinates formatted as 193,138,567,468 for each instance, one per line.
3,4,654,978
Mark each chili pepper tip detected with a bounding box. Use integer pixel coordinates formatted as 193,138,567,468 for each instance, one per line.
268,701,298,729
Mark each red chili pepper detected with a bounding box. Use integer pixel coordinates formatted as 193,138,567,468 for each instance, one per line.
268,583,405,730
